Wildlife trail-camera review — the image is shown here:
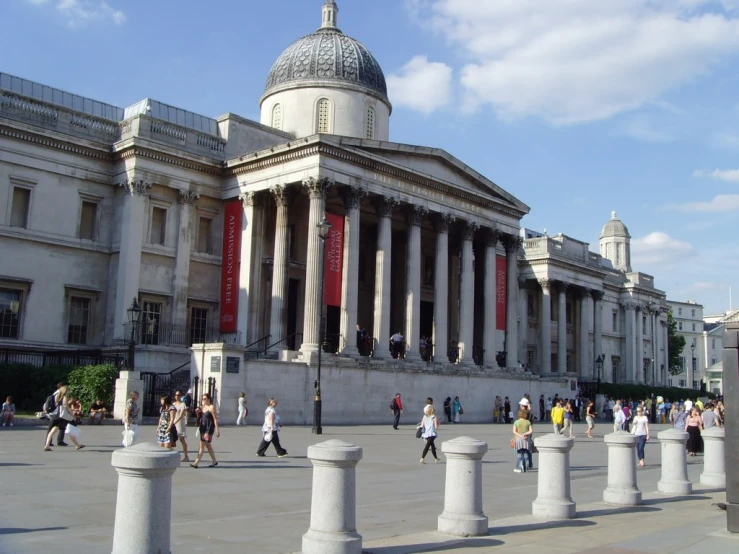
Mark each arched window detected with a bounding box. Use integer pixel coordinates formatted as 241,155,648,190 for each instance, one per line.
271,104,282,130
316,98,331,133
365,107,375,139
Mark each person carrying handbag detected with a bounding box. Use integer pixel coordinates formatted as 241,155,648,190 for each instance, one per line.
452,396,462,423
418,405,440,463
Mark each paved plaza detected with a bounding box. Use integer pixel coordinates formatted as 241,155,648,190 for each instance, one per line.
0,421,734,553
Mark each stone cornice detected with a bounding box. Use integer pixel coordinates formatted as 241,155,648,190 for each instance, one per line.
0,123,112,161
115,144,223,176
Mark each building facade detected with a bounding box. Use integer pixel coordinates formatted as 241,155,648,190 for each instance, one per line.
667,300,704,389
1,1,669,387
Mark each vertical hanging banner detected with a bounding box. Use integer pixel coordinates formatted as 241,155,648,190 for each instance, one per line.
219,200,242,333
323,213,344,307
496,255,507,330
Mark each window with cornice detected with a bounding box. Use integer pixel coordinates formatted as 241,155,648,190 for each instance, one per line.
316,98,331,133
271,104,282,130
365,107,375,139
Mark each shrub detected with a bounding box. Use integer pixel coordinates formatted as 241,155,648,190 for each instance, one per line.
596,382,715,402
0,363,74,411
68,364,118,412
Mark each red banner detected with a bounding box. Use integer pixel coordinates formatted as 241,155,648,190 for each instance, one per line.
219,200,242,333
496,255,507,330
323,213,344,307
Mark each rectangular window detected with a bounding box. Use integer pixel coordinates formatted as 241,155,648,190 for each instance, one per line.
0,288,22,339
197,216,213,254
566,353,572,372
190,307,208,345
691,309,695,317
642,316,647,332
566,302,573,324
79,201,98,240
692,380,698,390
692,323,696,331
678,307,682,315
611,356,620,383
288,224,297,260
678,321,683,330
679,379,685,387
527,293,535,317
612,311,618,332
67,297,90,344
712,339,716,349
141,301,162,345
10,187,31,228
681,356,686,371
150,207,167,246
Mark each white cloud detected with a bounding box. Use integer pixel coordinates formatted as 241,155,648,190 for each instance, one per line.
692,168,739,182
631,232,695,266
667,194,739,212
408,1,739,124
387,55,453,115
26,0,125,27
618,117,674,143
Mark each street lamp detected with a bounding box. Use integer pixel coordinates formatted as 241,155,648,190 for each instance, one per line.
313,214,332,435
126,298,141,371
595,354,604,394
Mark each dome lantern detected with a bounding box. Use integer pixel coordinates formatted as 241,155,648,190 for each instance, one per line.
599,211,631,272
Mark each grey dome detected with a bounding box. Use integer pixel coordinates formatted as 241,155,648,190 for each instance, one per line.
262,3,389,107
600,211,631,239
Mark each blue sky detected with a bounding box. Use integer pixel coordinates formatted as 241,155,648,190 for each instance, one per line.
2,0,738,314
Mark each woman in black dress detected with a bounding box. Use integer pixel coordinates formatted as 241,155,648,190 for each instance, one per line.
191,393,220,468
156,395,177,449
443,397,452,423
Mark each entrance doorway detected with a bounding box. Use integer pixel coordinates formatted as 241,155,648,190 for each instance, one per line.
420,301,434,360
325,305,340,353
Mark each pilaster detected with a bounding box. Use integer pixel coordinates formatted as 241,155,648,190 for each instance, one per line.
372,196,398,359
405,204,428,361
269,184,292,352
557,282,568,373
458,221,478,365
540,279,552,373
502,234,522,368
579,290,590,380
433,213,453,363
483,229,500,369
238,191,264,346
339,186,366,356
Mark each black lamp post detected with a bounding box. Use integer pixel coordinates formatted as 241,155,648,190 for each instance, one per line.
595,354,604,394
126,298,141,371
313,214,331,435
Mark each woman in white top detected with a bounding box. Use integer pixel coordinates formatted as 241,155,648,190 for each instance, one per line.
613,404,626,433
256,398,287,457
172,390,189,462
236,392,248,426
632,406,650,467
419,404,440,464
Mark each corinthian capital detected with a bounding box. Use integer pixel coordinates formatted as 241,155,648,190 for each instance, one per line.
178,189,200,205
434,213,454,234
406,204,429,226
376,195,399,218
119,178,151,196
239,191,261,208
270,185,294,207
501,234,523,253
460,220,479,241
340,186,367,210
485,228,500,248
302,176,333,199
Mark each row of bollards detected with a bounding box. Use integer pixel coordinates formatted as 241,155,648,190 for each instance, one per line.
109,427,726,553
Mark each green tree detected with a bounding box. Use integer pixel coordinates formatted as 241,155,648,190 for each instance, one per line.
667,311,686,376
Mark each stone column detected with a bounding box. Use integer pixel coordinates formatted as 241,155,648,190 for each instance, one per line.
624,303,636,382
302,440,363,554
558,283,568,373
657,429,692,495
372,196,397,359
404,205,428,361
592,290,603,375
519,277,528,368
603,432,642,506
170,189,198,329
540,279,552,373
636,305,644,383
113,177,150,341
579,290,590,380
269,185,291,352
111,443,180,554
700,427,726,487
338,187,366,356
300,177,333,360
532,434,576,519
238,191,264,346
433,214,452,363
484,230,499,369
503,235,521,368
458,221,477,365
437,437,489,536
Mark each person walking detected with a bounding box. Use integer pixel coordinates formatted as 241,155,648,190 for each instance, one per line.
672,404,687,431
156,395,178,449
539,395,545,423
701,403,720,428
256,398,288,458
122,390,140,447
236,392,248,426
512,408,534,473
632,406,650,467
390,393,403,430
191,393,220,468
45,383,67,446
418,405,440,464
172,390,190,462
585,400,596,439
614,404,626,432
452,396,462,424
545,396,553,422
494,396,503,423
684,408,703,457
443,397,452,423
563,401,575,438
551,398,565,434
44,389,84,451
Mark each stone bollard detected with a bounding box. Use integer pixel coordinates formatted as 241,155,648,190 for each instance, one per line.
603,431,642,506
302,440,363,554
532,434,576,519
700,427,726,488
437,437,489,536
657,429,692,495
111,443,180,554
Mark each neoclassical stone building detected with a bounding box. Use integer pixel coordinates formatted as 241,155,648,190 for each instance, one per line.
0,1,668,395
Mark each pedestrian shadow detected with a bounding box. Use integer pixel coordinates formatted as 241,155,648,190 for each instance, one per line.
576,505,660,518
489,518,595,536
364,537,503,553
216,464,309,470
0,527,67,535
0,463,42,467
570,465,606,471
642,495,711,506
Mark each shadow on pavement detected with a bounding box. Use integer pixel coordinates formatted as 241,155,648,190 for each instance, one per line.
364,537,503,553
641,495,711,506
0,463,42,467
576,505,660,518
0,527,67,535
490,518,595,535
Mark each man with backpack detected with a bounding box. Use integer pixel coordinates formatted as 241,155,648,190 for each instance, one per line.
45,383,68,446
390,393,403,430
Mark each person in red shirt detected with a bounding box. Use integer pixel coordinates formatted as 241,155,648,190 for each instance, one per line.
390,393,403,429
